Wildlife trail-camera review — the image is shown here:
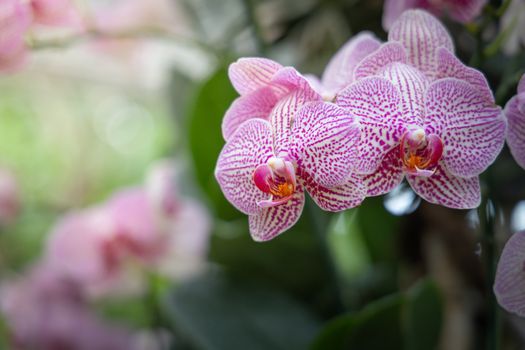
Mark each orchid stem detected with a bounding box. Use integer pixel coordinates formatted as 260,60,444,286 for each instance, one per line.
480,174,501,350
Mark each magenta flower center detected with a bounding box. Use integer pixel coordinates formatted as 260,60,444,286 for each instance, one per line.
399,129,443,177
252,157,297,208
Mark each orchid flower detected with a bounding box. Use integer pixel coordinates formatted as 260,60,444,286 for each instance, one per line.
216,91,365,241
336,10,506,209
494,231,525,317
383,0,486,30
30,0,81,27
0,0,31,72
505,74,525,170
223,32,381,140
0,168,20,226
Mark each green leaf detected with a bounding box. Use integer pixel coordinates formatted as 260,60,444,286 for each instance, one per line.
164,269,320,350
403,280,443,350
187,67,241,220
311,294,404,350
312,279,443,350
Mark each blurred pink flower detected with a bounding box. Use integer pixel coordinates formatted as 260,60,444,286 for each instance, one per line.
30,0,81,27
494,231,525,316
0,167,21,226
501,0,525,55
505,74,525,169
46,161,210,296
0,0,31,72
382,0,487,30
1,264,137,350
336,10,505,209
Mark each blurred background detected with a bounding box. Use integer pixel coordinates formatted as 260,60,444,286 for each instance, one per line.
1,0,525,349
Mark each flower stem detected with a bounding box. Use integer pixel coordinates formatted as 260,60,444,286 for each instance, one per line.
479,176,501,350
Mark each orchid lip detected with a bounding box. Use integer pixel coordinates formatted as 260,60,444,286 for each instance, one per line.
253,157,297,207
399,130,443,176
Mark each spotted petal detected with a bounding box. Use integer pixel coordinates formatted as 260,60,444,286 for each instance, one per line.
290,102,360,188
363,148,405,196
222,87,278,140
425,78,506,177
249,190,304,241
337,77,403,174
270,89,321,155
407,163,480,209
494,231,525,317
380,62,429,126
321,32,381,95
228,58,283,96
301,171,366,211
215,119,273,215
506,96,525,170
436,47,493,103
388,9,454,77
353,42,407,81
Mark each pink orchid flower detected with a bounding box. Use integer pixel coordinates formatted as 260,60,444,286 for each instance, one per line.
494,231,525,317
30,0,81,27
0,0,31,72
216,92,365,241
505,74,525,170
336,10,506,209
223,32,381,140
383,0,487,30
1,264,138,350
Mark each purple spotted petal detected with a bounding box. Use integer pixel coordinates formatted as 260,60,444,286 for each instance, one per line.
407,163,481,209
249,189,305,241
290,102,360,188
388,9,454,77
228,58,283,95
353,42,407,81
215,119,273,215
380,62,429,126
494,231,525,317
436,47,493,103
321,32,381,95
363,148,405,196
506,95,525,170
301,171,366,211
337,77,403,174
270,89,322,155
222,87,278,140
424,78,506,177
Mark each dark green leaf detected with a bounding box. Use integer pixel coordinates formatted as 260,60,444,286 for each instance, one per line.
164,269,320,350
187,68,241,220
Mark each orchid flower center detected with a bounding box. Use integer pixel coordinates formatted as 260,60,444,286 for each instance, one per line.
399,129,443,177
252,157,297,208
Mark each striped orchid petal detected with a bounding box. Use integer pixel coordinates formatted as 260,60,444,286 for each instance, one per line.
424,78,506,177
506,95,525,170
337,77,403,174
249,190,305,241
321,32,382,96
379,62,429,126
363,148,405,196
494,231,525,317
382,0,417,30
436,47,494,103
353,42,407,81
270,66,319,97
518,74,525,114
228,58,283,96
270,89,322,155
388,9,454,77
290,102,360,188
215,119,274,215
222,87,279,140
301,171,366,211
407,163,481,209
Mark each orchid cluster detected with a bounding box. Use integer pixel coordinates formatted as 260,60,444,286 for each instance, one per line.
216,9,507,241
0,160,210,348
0,0,80,72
